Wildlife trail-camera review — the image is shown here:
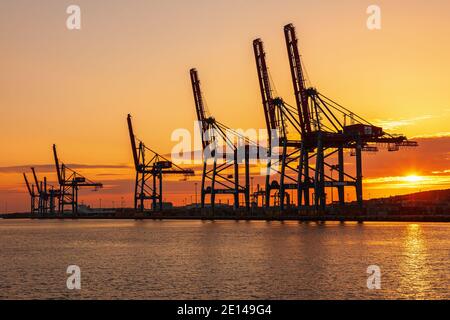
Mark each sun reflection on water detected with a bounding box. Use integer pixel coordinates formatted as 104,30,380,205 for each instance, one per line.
399,224,432,299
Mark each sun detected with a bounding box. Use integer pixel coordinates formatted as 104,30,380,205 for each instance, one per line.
404,175,424,183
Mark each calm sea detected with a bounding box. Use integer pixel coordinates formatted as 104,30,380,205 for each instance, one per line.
0,219,448,299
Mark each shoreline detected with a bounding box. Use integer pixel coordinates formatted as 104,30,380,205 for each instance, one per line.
2,213,450,223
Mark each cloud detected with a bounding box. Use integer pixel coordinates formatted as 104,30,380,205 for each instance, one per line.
411,132,450,139
0,163,132,174
373,115,433,131
431,169,450,175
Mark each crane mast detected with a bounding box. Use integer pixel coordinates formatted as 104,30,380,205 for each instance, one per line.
284,23,311,136
190,68,209,150
127,114,140,171
253,39,277,133
53,144,62,185
23,173,33,196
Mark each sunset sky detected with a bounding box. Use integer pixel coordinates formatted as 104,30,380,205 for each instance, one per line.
1,0,449,212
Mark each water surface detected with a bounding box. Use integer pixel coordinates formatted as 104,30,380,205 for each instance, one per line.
0,219,448,299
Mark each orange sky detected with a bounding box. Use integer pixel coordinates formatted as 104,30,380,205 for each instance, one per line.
1,0,449,212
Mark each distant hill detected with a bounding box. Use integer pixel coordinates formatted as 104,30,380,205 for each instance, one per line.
379,189,450,202
366,189,450,210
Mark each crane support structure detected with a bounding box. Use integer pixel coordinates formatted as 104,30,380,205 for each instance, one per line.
190,68,251,210
53,144,102,214
127,114,194,212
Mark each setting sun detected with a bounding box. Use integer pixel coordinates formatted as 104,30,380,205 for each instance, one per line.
404,175,424,183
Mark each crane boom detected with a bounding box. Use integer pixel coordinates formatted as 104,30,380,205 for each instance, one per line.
53,144,62,185
31,167,41,194
127,114,140,170
284,23,311,135
190,68,208,149
23,173,34,196
253,38,277,133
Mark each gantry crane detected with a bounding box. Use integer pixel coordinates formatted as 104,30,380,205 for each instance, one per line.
190,68,251,210
127,114,194,212
254,24,417,211
53,144,102,214
254,38,304,209
284,23,417,209
23,172,38,214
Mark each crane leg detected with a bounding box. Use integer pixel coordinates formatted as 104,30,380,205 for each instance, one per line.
265,152,271,208
245,145,250,211
234,149,239,210
201,160,207,208
211,157,217,209
356,141,363,207
297,145,304,209
338,147,345,205
303,151,310,207
279,142,287,211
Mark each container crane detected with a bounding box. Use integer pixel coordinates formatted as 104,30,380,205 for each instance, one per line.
127,114,194,212
283,23,417,209
190,68,251,210
53,144,103,214
253,38,304,209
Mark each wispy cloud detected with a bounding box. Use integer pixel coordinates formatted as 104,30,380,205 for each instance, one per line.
373,115,433,131
411,132,450,139
431,169,450,175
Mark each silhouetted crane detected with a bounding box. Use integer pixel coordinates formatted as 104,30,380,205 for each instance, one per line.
253,24,418,211
53,144,102,214
127,114,194,212
190,68,251,210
